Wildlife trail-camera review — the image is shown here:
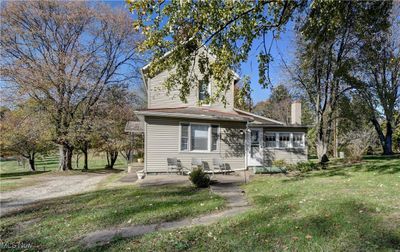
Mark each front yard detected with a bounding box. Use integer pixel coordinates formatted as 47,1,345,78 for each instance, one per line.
94,156,400,251
0,185,224,250
0,156,399,251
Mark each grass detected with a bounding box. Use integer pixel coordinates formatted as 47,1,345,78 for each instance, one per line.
0,153,128,192
93,156,400,251
0,185,225,251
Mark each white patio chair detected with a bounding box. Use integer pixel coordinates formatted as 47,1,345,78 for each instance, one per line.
212,158,225,173
191,158,204,171
167,158,183,174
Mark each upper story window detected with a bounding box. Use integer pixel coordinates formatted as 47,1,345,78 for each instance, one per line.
180,123,219,152
198,80,210,103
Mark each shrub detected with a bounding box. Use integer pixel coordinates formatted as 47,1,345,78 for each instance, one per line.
344,155,363,164
272,159,287,168
273,159,297,171
189,167,210,188
296,161,319,172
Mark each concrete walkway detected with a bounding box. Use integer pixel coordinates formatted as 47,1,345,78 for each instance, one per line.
81,173,251,248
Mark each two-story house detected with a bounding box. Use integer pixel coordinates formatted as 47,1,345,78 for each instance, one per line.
134,50,308,174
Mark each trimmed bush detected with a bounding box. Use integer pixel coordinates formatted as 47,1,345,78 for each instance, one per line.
272,159,297,171
296,161,319,172
189,168,210,188
272,159,287,168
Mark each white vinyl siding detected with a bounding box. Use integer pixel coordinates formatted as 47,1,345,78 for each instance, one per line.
145,117,245,173
146,48,234,111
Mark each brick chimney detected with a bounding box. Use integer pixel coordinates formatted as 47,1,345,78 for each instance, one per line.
291,101,302,125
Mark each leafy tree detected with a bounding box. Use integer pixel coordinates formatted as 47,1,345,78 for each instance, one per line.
291,1,391,163
394,112,400,153
128,0,304,104
93,85,141,169
351,4,399,155
253,84,292,124
234,77,252,111
1,105,53,171
0,1,143,170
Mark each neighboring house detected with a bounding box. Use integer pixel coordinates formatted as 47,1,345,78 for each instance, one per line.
134,51,308,174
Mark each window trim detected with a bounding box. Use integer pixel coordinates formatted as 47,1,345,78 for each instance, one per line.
179,122,220,153
263,132,306,149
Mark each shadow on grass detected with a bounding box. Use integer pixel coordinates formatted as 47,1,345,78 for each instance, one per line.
1,185,220,251
1,185,207,220
350,159,400,174
81,168,125,174
0,171,50,179
90,195,400,251
282,156,399,183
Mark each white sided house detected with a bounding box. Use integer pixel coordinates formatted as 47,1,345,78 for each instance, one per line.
133,54,308,174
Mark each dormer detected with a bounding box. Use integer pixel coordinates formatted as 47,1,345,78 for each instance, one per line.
141,48,239,112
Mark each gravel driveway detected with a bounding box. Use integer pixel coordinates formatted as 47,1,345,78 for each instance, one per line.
0,173,109,216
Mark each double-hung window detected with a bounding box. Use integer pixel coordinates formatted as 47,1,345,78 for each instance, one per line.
198,80,210,103
180,123,219,152
264,133,277,147
279,133,291,148
293,133,304,147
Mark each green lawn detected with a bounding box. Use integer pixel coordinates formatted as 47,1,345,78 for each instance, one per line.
0,185,225,251
1,156,399,251
0,153,128,192
0,152,127,174
93,156,400,251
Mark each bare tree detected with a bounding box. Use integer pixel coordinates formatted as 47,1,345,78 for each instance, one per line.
340,127,377,160
0,1,143,170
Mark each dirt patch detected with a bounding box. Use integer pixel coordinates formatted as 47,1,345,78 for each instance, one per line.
0,173,109,216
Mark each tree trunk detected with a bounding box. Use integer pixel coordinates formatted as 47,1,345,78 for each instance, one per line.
371,117,393,155
59,144,74,171
316,139,329,164
76,153,81,169
316,117,330,164
28,153,35,171
106,151,118,169
83,149,88,170
383,121,393,155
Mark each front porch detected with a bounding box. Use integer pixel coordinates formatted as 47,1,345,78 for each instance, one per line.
246,126,308,168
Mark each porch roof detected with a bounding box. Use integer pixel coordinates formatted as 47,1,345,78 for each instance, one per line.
134,107,253,122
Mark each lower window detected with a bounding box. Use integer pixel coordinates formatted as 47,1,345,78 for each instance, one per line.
180,123,219,152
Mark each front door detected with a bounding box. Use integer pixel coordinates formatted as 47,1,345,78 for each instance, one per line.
247,128,263,166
